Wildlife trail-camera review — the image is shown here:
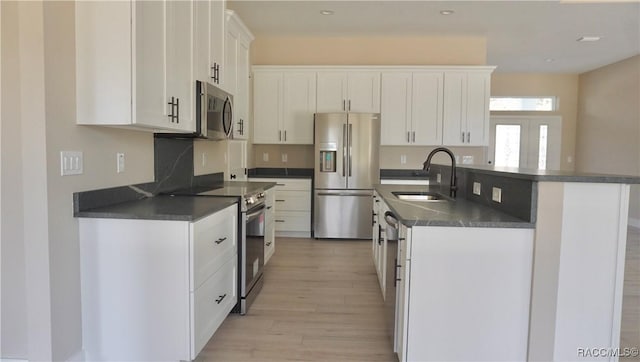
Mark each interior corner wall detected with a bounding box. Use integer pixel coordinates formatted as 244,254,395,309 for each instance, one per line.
575,55,640,225
490,73,580,171
0,1,29,359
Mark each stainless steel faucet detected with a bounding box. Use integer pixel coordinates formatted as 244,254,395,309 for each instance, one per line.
423,147,457,198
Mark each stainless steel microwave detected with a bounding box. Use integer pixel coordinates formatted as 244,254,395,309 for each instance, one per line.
196,80,233,140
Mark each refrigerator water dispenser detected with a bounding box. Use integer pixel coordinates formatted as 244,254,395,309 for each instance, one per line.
319,150,336,172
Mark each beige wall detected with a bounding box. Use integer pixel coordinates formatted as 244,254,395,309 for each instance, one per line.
193,139,228,176
491,73,580,171
251,35,487,66
253,144,315,168
575,55,640,223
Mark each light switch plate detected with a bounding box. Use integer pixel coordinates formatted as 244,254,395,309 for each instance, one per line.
262,153,269,162
400,155,407,164
473,182,481,195
492,187,502,203
281,153,288,163
60,151,83,176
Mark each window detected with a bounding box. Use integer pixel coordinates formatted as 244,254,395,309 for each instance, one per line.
490,97,557,111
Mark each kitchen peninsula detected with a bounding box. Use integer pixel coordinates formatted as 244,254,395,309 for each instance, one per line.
374,164,639,362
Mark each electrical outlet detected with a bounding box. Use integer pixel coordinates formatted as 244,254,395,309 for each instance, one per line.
262,153,269,162
437,173,442,183
400,155,407,164
201,152,207,167
463,155,474,164
492,187,502,203
116,153,125,173
282,153,288,163
60,151,83,176
473,182,481,195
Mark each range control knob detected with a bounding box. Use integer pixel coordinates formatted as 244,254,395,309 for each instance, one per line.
257,192,265,199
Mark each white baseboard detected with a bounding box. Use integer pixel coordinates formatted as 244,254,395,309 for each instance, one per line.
0,359,28,362
629,217,640,229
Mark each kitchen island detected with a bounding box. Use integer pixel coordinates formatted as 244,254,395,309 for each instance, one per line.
375,165,640,362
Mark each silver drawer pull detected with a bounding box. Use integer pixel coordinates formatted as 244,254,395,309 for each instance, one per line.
266,241,272,246
276,183,286,186
275,220,285,223
215,294,227,304
214,237,227,244
275,199,285,202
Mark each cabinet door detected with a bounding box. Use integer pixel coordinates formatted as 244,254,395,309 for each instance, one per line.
224,21,238,95
253,72,283,144
210,0,226,85
347,71,381,113
193,0,211,83
316,72,348,112
442,72,467,146
381,72,412,145
412,72,443,146
465,72,490,146
226,140,247,181
166,0,195,132
233,36,250,140
134,1,168,128
283,72,316,144
264,189,276,264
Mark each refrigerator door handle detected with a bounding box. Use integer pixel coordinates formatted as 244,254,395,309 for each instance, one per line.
342,124,347,177
348,124,353,177
317,192,372,197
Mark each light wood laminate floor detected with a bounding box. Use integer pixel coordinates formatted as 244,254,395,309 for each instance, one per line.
196,238,395,362
198,229,640,362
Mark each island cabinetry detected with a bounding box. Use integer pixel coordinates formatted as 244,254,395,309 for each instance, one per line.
442,71,491,146
381,71,443,146
250,178,312,237
316,71,381,113
264,188,276,264
79,204,238,361
253,69,317,144
76,1,195,132
394,226,534,361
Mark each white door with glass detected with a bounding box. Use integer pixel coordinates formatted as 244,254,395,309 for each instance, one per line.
489,116,561,170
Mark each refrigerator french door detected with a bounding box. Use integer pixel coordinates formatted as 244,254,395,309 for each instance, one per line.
314,113,380,239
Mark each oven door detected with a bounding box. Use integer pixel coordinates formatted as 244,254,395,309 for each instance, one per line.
243,204,265,299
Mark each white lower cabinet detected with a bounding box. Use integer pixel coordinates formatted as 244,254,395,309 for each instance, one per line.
395,225,534,361
79,204,238,361
250,178,311,237
264,188,276,264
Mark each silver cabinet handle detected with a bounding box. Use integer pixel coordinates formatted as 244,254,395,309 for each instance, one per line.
279,130,282,141
412,131,416,143
342,100,346,111
266,241,272,247
275,220,285,223
407,131,410,143
214,237,227,244
467,131,471,143
461,132,465,143
276,183,286,186
284,130,287,141
275,199,285,202
348,99,351,111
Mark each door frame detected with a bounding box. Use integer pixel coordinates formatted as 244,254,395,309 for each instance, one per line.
489,115,562,170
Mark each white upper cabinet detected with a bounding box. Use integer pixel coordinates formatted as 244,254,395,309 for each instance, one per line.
225,10,254,140
381,72,443,146
253,69,317,144
193,0,226,86
442,71,491,146
316,71,380,113
76,1,195,132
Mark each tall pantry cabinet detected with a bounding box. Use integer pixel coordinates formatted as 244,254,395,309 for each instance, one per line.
225,10,254,140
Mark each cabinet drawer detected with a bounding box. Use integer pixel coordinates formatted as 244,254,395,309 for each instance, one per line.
274,179,311,191
275,211,311,232
274,191,311,211
191,204,237,290
191,257,237,359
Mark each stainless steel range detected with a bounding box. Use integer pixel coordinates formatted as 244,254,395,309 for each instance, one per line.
170,183,269,315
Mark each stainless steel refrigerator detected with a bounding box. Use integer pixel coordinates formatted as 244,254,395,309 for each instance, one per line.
314,113,380,239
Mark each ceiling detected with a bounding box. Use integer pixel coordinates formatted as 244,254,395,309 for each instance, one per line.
227,0,640,73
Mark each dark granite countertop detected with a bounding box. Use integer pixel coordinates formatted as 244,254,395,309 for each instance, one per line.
248,168,313,179
168,181,277,197
380,169,429,180
75,195,238,222
375,184,534,229
458,165,640,184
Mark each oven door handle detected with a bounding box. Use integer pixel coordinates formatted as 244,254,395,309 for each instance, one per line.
246,204,266,221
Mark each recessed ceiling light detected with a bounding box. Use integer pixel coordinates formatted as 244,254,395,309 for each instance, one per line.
577,36,601,42
440,10,455,15
320,10,334,15
545,58,555,62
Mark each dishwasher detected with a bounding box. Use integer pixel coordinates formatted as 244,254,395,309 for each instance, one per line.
384,211,400,359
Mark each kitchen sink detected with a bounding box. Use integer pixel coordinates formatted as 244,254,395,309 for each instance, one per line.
392,191,449,202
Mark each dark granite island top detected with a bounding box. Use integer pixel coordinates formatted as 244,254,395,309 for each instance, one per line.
167,181,277,197
375,184,534,229
457,164,640,184
74,195,238,222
